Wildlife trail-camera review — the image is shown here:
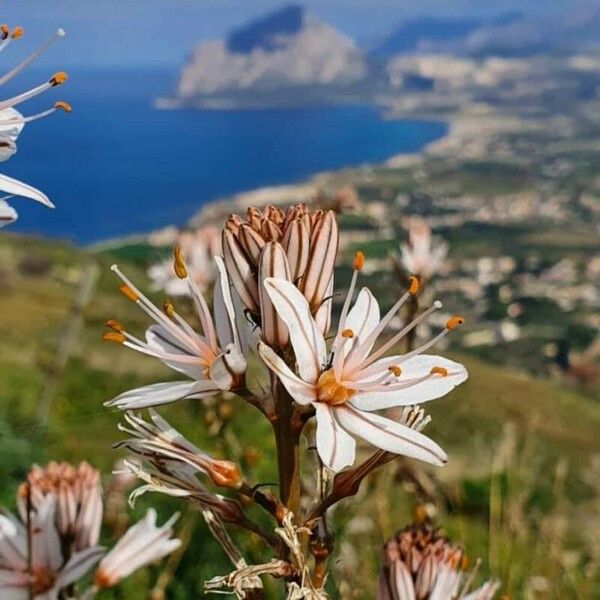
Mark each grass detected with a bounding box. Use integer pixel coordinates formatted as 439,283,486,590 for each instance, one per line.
0,234,598,598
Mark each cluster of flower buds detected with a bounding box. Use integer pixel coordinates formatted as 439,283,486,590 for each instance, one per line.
17,461,102,552
222,204,339,343
0,461,180,599
378,524,499,600
0,24,71,227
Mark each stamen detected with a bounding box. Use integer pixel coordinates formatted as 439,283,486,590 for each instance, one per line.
341,329,354,339
388,365,402,377
110,263,208,357
408,275,420,295
357,300,443,371
118,284,138,302
50,71,67,87
0,25,9,40
102,331,125,344
105,319,124,332
446,316,465,330
173,244,187,279
0,29,66,85
54,100,71,112
430,366,448,377
353,251,365,271
163,299,175,317
11,27,23,40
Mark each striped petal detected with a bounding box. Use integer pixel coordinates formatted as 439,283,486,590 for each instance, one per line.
351,355,468,411
335,405,447,466
315,403,356,472
222,229,259,313
146,325,205,380
257,341,316,405
342,287,381,361
209,343,246,390
262,277,326,384
0,173,53,207
0,199,17,227
300,210,338,313
282,218,310,282
213,255,242,351
258,241,291,349
105,380,219,410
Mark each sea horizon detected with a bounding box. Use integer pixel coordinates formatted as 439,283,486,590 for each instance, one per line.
6,66,447,245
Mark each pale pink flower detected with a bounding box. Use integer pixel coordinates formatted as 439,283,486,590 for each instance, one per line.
0,27,70,224
401,218,448,279
0,497,104,600
93,509,180,589
104,254,247,410
258,255,467,472
377,524,500,600
17,462,103,552
148,225,222,296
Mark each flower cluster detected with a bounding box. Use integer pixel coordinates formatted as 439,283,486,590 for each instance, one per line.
0,23,71,227
377,524,500,600
0,462,180,599
101,201,477,596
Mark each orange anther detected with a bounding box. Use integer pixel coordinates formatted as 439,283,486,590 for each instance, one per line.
353,251,365,271
118,284,138,302
0,25,9,40
341,328,354,339
446,316,464,330
54,101,72,112
102,331,125,344
105,320,124,332
430,366,448,377
50,71,68,86
163,299,175,317
408,275,420,295
388,365,402,377
11,26,23,39
173,244,187,279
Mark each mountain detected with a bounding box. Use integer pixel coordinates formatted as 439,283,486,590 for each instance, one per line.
175,5,369,108
371,13,522,57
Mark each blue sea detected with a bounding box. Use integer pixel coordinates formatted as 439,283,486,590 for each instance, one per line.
5,68,446,245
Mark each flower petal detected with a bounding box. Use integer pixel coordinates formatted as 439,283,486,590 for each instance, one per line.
351,355,468,411
315,403,356,472
213,255,243,351
209,343,247,390
146,325,205,380
257,341,316,405
300,210,338,313
105,380,219,410
0,173,53,207
222,229,259,313
55,546,105,590
282,217,310,282
258,242,291,349
0,199,17,227
343,287,381,360
335,405,447,466
263,277,326,384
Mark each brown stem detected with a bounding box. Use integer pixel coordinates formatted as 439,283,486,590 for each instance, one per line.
272,381,304,515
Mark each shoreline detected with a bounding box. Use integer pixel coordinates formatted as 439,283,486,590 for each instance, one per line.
88,111,453,251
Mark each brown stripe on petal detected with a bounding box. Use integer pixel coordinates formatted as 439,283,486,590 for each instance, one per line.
282,218,310,282
300,210,339,313
238,223,266,266
258,241,291,348
222,230,259,313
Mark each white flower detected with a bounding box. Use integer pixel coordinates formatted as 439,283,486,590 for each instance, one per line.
148,226,222,296
0,496,104,600
401,218,448,279
0,27,70,225
93,509,180,589
258,254,467,472
104,254,248,410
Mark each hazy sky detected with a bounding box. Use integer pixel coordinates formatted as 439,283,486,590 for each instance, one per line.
0,0,593,67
